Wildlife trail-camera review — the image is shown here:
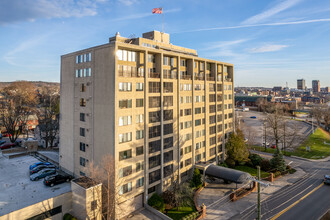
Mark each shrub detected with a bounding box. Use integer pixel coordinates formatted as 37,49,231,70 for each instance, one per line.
219,162,228,168
63,213,77,220
191,168,203,188
162,190,176,207
225,158,236,168
249,154,263,167
148,193,165,212
274,171,281,178
260,159,271,172
289,168,297,174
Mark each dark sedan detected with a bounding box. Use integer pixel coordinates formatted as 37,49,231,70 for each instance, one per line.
43,172,73,187
30,164,56,175
0,142,16,150
30,169,56,181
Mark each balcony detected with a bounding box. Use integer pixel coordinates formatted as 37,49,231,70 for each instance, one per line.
207,76,215,81
149,72,161,78
180,75,192,80
224,78,232,82
163,72,177,79
194,75,205,80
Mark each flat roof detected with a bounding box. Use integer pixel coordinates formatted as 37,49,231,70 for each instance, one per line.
0,154,71,216
72,176,100,189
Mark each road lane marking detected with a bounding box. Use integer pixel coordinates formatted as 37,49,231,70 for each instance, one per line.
270,182,324,220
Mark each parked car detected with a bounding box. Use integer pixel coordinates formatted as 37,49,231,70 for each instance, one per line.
29,162,51,170
271,144,277,149
0,140,6,146
43,172,73,187
324,175,330,185
30,168,56,181
250,116,257,119
0,133,2,139
30,164,56,175
0,142,16,150
263,142,270,147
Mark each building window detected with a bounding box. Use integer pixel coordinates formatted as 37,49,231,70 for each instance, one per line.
149,82,161,93
185,158,192,166
210,126,216,135
209,94,216,102
148,54,155,63
149,96,161,108
149,140,161,153
80,113,85,122
209,84,216,92
164,164,173,177
195,108,201,114
80,98,86,107
149,125,161,138
184,109,192,116
119,149,132,161
164,137,173,149
119,82,132,91
195,154,202,162
80,157,86,167
136,83,144,91
195,142,202,150
80,171,86,176
180,59,186,67
80,84,86,92
80,128,85,137
164,110,173,121
119,165,132,178
164,123,173,135
136,130,144,140
163,56,169,65
149,111,161,123
119,132,132,143
164,82,173,93
119,182,132,195
195,119,201,126
164,150,173,163
136,146,143,156
119,116,132,126
136,114,144,123
209,115,216,124
136,162,144,172
184,121,192,129
185,145,192,154
210,136,216,146
85,53,92,62
149,155,161,169
80,142,86,152
149,169,161,184
136,99,144,107
209,105,216,113
185,96,192,103
84,68,92,77
185,133,192,141
119,99,132,109
136,177,144,188
164,96,173,107
76,54,84,63
91,200,97,211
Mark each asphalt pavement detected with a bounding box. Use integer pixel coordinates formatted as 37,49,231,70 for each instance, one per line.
230,157,330,220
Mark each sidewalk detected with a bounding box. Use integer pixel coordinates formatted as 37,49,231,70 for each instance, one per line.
198,167,306,219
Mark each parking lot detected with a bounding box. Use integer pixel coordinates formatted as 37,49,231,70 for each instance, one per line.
238,110,311,150
0,154,71,216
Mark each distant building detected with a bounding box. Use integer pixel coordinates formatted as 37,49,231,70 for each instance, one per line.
312,80,320,93
273,86,283,91
297,79,306,90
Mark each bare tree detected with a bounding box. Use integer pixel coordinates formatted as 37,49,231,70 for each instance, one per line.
87,154,125,220
266,104,285,152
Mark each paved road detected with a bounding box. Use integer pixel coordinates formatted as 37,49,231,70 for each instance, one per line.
231,157,330,220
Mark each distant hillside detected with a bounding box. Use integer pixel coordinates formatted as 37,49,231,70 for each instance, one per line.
0,81,60,91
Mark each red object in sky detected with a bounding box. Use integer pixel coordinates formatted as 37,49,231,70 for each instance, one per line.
152,8,163,14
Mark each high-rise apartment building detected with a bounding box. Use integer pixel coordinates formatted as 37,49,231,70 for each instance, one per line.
60,30,234,216
312,80,320,93
297,79,306,90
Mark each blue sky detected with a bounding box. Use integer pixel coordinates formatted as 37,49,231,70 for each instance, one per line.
1,0,330,88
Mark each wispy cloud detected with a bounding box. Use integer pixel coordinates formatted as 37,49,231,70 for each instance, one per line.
249,44,288,53
118,0,138,6
112,8,181,21
242,0,303,24
0,0,107,24
174,18,330,34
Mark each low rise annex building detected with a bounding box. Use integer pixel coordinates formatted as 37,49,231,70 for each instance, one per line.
60,30,235,217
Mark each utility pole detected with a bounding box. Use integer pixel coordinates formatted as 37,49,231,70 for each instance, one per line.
257,166,261,220
283,120,286,152
264,121,267,151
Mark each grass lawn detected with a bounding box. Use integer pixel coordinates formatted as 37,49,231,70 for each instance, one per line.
166,206,196,220
291,128,330,159
249,145,292,156
234,165,270,178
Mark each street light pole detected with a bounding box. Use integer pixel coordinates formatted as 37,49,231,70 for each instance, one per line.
257,166,261,220
264,121,267,151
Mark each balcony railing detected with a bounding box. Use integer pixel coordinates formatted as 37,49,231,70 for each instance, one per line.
148,72,161,78
163,73,177,79
194,76,205,80
180,75,192,80
207,76,215,81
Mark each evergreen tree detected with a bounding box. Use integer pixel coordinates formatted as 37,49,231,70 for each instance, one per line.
270,150,286,172
191,168,202,188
